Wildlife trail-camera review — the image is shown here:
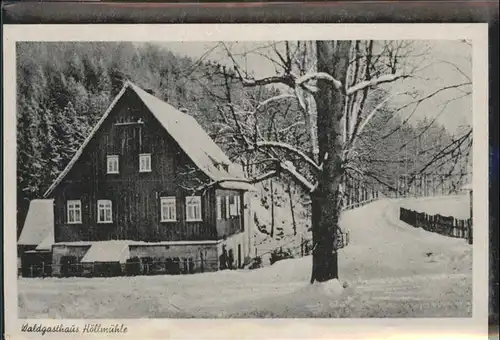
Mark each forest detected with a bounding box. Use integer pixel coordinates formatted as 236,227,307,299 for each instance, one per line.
16,42,470,238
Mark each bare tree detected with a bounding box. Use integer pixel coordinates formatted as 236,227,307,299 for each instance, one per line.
202,40,471,283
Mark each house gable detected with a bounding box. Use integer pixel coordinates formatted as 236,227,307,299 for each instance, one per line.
48,86,205,192
44,81,248,198
42,81,251,244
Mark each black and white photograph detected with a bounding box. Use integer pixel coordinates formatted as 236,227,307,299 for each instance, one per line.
3,23,489,338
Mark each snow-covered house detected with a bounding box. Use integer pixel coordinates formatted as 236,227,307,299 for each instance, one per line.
20,81,255,277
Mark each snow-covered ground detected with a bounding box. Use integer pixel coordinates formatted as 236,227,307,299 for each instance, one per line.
18,198,472,318
399,194,471,219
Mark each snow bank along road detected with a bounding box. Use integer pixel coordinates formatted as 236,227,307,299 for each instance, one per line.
399,194,471,220
18,198,472,318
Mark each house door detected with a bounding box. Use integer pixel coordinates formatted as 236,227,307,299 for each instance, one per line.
237,244,241,268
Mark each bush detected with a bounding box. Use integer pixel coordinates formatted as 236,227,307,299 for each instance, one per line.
270,248,293,265
248,256,263,270
93,262,122,277
169,257,181,275
242,256,253,267
60,255,79,277
125,257,142,276
141,257,156,275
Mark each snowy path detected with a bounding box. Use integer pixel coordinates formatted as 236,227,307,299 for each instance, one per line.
18,198,472,318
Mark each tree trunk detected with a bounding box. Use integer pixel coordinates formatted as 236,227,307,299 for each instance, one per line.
310,41,351,283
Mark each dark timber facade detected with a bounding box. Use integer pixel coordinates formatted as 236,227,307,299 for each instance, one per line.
20,81,253,277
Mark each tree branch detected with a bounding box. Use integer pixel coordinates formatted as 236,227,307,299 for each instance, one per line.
256,93,296,111
381,82,472,139
255,141,321,172
346,73,411,95
279,161,316,192
296,72,344,93
347,91,411,153
249,170,279,184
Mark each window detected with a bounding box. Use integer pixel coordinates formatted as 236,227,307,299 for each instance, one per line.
225,196,230,219
160,197,176,222
216,163,229,172
216,196,222,220
139,153,151,172
235,195,241,216
107,155,119,174
229,196,238,216
67,200,82,224
97,200,113,223
186,196,202,221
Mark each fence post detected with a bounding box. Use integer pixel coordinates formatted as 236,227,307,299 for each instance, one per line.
468,219,473,244
300,235,304,257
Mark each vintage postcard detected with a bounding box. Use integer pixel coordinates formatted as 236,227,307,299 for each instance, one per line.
3,24,489,339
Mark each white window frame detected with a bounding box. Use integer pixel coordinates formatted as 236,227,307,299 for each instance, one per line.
97,199,113,223
139,153,152,173
235,194,241,216
186,196,202,222
230,195,238,217
107,155,119,174
225,196,230,219
67,200,82,224
160,196,177,222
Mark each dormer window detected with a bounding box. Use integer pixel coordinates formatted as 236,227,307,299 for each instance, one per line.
107,155,119,174
216,163,229,172
139,153,151,172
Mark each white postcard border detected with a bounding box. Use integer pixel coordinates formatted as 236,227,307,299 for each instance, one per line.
3,23,489,339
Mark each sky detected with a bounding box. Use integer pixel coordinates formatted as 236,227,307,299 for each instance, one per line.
155,40,472,135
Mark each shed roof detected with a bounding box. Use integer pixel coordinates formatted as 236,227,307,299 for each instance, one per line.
44,81,253,197
80,241,130,264
36,234,54,251
18,199,54,247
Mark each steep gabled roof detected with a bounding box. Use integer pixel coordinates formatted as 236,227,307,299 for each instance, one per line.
44,81,251,197
18,199,54,247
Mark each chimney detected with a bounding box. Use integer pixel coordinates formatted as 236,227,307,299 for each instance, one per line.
179,107,189,114
144,88,155,95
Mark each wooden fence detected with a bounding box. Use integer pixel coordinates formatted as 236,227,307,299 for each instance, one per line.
399,207,472,244
342,195,380,212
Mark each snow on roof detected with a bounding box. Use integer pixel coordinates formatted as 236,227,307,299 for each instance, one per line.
81,241,131,264
44,81,249,197
130,83,241,180
55,240,221,247
36,234,54,251
219,180,257,191
18,199,54,247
